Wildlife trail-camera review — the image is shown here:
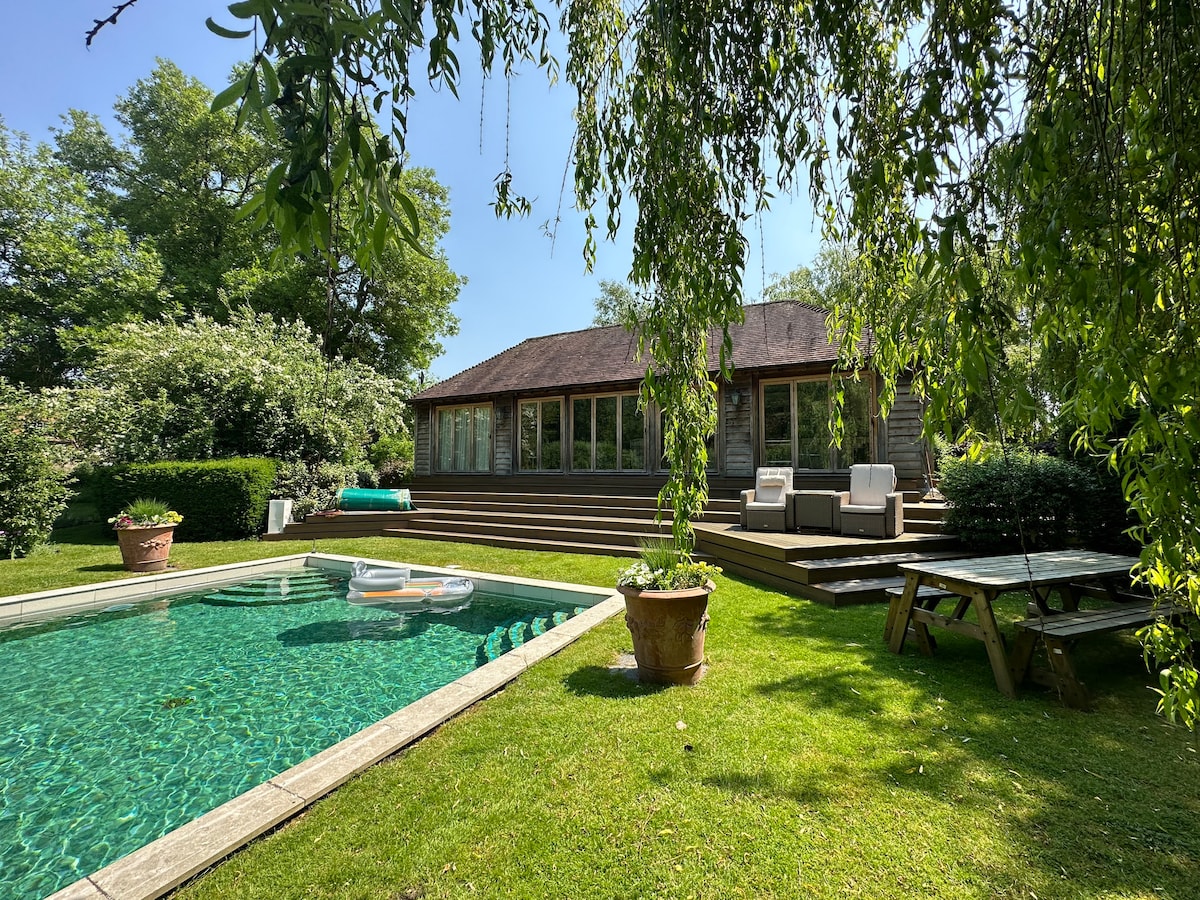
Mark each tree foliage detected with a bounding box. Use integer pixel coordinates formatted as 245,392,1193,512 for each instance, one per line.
0,380,74,558
180,0,1200,724
0,121,164,388
45,310,408,467
589,279,646,327
50,60,463,383
760,247,870,310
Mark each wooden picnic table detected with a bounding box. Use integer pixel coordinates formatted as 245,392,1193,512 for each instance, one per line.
883,550,1141,698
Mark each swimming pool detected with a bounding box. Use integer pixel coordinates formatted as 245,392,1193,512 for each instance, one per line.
0,554,620,900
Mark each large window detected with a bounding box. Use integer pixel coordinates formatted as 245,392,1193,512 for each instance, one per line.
519,399,563,471
572,394,645,471
435,404,492,472
761,377,872,469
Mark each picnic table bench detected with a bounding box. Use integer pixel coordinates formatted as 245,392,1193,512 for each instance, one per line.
885,550,1146,701
1009,600,1189,709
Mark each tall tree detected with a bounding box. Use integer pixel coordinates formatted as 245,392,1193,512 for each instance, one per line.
589,279,646,327
55,60,463,383
114,61,279,313
760,246,868,309
0,122,164,388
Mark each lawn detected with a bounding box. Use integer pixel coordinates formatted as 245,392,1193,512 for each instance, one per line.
3,532,1198,899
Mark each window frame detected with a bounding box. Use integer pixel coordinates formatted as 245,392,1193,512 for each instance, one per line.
517,397,565,473
569,391,646,473
433,402,494,474
758,374,874,471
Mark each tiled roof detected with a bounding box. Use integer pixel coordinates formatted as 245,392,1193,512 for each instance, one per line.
412,300,865,402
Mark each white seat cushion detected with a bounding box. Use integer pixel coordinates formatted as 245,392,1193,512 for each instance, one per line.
848,464,896,507
753,467,793,506
841,503,886,515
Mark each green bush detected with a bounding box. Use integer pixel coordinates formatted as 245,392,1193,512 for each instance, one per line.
940,450,1136,553
273,460,377,520
0,382,73,557
375,458,414,487
368,435,412,467
93,458,277,541
369,435,414,487
47,311,409,467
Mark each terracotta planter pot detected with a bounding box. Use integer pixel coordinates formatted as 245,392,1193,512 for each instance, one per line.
115,525,177,572
618,581,714,685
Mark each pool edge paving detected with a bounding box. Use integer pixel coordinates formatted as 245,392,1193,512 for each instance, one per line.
17,554,623,900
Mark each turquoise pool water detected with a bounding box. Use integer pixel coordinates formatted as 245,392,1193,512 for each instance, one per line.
0,568,588,900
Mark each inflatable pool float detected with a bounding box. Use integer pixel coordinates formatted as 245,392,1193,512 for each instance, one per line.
348,561,412,592
346,562,474,612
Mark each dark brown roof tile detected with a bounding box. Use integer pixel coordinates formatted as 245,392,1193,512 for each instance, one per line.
413,300,865,402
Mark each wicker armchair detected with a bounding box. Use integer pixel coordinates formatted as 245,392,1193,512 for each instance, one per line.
740,467,796,532
834,464,904,538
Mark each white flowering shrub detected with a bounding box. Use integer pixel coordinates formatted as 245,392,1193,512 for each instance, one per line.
273,459,375,519
47,310,408,467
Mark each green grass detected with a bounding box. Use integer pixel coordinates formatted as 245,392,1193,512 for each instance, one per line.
3,534,1198,898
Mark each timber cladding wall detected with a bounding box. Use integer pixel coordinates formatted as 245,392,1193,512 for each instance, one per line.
494,399,513,476
722,377,754,478
885,376,926,483
414,405,432,477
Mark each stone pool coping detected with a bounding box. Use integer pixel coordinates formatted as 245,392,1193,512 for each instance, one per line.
25,553,623,900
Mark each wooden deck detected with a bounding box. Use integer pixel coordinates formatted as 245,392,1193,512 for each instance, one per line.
267,491,961,606
694,519,965,606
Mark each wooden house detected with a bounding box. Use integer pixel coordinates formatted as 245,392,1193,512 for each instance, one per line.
409,301,927,497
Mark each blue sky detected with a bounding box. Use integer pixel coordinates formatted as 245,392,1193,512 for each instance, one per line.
2,2,823,380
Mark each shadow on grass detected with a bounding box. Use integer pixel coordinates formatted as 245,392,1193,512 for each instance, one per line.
696,767,838,805
77,563,126,573
747,584,1164,713
49,524,113,545
725,584,1200,896
563,664,671,699
643,758,843,806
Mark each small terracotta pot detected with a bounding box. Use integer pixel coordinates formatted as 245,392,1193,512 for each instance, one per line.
115,525,177,572
618,581,714,685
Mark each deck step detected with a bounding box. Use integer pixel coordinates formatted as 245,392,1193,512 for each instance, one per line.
381,528,643,557
794,549,970,582
413,490,741,513
798,576,909,607
694,522,960,564
395,518,663,548
905,503,949,523
414,498,738,524
403,508,684,535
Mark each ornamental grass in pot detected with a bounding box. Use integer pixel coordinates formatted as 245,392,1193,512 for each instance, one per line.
110,498,183,572
617,540,721,686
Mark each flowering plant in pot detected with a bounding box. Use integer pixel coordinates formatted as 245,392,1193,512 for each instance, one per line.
617,540,721,685
109,498,183,572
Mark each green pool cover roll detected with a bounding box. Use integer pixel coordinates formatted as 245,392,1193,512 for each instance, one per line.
335,488,416,511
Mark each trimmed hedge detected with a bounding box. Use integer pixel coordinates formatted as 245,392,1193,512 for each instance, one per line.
92,458,278,541
939,451,1137,554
